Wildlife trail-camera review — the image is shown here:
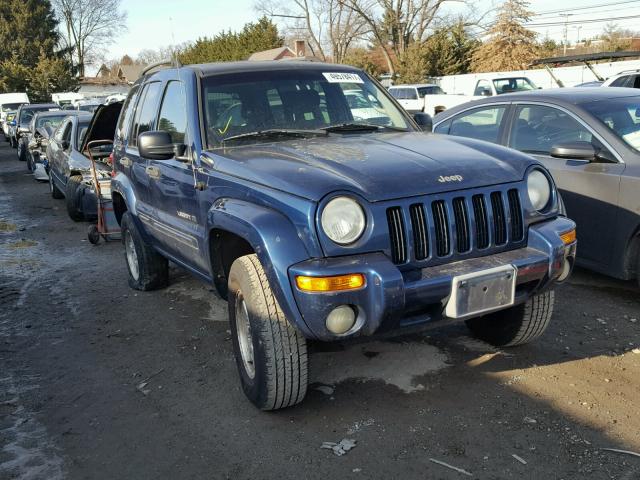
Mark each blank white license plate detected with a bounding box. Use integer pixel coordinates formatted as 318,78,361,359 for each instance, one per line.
445,265,516,319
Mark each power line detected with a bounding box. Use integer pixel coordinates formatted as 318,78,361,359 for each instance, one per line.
530,0,640,17
526,13,640,27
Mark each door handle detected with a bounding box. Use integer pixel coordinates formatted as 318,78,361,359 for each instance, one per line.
146,166,160,179
119,156,132,167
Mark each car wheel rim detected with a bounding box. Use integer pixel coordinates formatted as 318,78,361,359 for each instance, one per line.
125,232,140,281
235,293,255,379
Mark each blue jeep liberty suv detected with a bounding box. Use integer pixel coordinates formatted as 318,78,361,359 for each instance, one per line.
110,61,577,410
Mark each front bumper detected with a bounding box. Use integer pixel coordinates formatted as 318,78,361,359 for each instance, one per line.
288,216,576,341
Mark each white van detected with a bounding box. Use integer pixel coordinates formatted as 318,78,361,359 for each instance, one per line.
0,92,30,123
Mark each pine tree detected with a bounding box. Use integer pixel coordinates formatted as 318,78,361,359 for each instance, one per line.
471,0,540,73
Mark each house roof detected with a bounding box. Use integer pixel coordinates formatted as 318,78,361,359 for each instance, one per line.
117,64,146,82
248,46,296,61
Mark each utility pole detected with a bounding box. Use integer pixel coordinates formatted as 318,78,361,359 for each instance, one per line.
561,13,572,55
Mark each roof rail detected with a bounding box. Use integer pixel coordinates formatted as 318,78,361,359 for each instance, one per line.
614,69,640,75
141,58,182,77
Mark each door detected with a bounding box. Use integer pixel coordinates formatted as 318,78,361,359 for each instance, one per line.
507,103,625,267
125,81,163,219
147,80,207,271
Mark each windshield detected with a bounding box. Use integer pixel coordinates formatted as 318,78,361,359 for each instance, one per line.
417,86,442,97
584,97,640,152
36,115,67,135
492,77,537,94
6,113,16,121
2,103,26,112
20,107,56,125
201,69,410,147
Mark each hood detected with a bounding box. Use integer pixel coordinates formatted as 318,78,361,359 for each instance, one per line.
203,132,537,202
80,101,123,152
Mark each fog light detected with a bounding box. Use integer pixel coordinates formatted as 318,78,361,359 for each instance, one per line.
558,257,572,282
560,229,576,245
326,305,356,334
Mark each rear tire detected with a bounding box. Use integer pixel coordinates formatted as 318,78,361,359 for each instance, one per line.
228,254,308,410
465,291,554,347
121,212,168,291
65,175,85,222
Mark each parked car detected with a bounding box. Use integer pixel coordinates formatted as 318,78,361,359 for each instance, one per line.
388,84,446,113
110,61,576,410
13,103,59,160
0,92,29,126
422,76,538,116
26,111,79,179
602,69,640,89
48,103,121,221
2,110,17,142
433,87,640,284
74,99,103,113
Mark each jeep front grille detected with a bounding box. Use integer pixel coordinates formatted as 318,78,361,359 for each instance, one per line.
387,187,525,265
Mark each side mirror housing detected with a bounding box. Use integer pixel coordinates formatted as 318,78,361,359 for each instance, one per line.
480,89,492,97
138,130,183,160
413,112,433,132
61,139,70,150
550,141,596,161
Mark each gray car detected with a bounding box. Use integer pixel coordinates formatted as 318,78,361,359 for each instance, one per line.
433,87,640,285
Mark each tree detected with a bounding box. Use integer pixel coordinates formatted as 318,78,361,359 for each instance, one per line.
0,0,59,66
471,0,539,73
342,47,385,76
52,0,127,77
338,0,452,75
600,23,632,52
0,0,75,98
256,0,368,63
422,21,480,76
136,43,192,65
179,17,283,64
28,52,78,101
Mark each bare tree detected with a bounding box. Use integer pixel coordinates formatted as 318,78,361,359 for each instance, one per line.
135,42,192,65
337,0,460,74
52,0,127,77
256,0,368,63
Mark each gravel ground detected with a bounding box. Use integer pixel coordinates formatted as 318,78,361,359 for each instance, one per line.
1,141,639,480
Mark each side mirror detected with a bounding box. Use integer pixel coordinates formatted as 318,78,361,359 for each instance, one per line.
138,131,184,160
61,140,70,150
413,112,433,132
550,141,596,161
480,89,492,97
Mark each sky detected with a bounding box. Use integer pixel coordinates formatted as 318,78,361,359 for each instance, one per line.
102,0,640,66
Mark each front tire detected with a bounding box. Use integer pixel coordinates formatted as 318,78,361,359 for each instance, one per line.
17,141,26,161
120,212,168,291
65,175,85,222
228,254,308,410
465,291,554,347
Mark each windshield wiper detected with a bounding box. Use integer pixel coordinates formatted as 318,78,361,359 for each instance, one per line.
322,123,408,133
221,129,327,144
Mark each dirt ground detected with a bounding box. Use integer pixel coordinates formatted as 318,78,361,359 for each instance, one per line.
1,141,639,480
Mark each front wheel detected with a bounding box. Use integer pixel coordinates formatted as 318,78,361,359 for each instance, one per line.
120,212,168,291
465,291,554,347
65,175,85,222
228,254,308,410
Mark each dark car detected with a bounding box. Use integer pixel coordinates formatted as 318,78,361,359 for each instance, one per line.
110,61,576,410
25,110,72,175
433,87,640,284
14,103,59,160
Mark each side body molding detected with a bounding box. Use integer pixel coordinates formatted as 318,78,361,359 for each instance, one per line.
208,198,316,337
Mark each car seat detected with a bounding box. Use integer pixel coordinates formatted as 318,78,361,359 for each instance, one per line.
281,90,324,129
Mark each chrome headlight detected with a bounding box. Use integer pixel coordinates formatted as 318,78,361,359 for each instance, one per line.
527,169,552,211
321,196,366,245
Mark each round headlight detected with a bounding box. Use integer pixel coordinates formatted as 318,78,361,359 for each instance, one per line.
321,197,366,245
527,169,552,211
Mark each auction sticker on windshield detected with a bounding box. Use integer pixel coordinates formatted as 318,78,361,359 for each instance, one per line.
323,72,364,84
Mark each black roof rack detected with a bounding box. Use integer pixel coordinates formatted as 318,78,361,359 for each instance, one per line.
531,51,640,66
141,58,182,77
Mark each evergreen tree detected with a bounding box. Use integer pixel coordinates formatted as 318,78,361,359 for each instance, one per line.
179,17,283,64
471,0,539,73
423,22,480,77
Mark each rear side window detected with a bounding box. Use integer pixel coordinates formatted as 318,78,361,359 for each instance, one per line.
117,85,140,141
129,82,162,148
609,76,631,87
449,106,506,143
157,81,187,143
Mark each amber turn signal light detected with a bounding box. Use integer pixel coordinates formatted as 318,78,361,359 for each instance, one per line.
295,273,365,292
560,229,576,245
